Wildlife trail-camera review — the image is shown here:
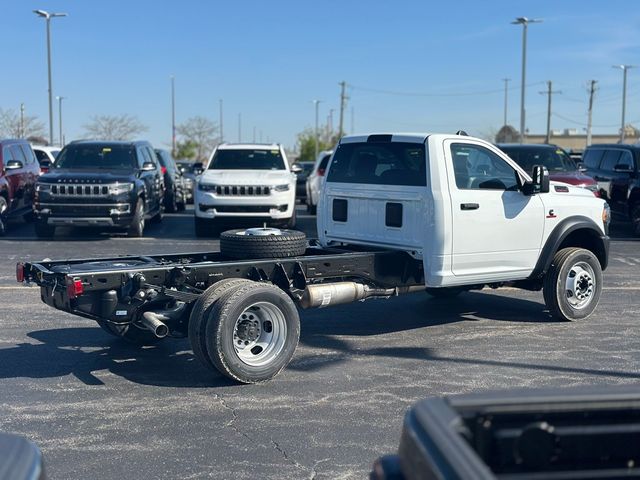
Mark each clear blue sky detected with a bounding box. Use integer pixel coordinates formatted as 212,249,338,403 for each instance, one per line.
2,0,639,150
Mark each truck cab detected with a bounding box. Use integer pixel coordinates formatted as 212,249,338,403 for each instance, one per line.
318,133,609,288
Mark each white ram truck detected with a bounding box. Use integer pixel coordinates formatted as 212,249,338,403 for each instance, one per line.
19,132,610,383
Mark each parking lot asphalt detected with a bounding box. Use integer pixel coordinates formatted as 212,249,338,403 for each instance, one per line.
1,206,639,479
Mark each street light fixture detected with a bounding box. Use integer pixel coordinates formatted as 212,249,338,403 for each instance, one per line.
56,96,65,146
612,65,636,142
512,17,542,144
33,9,67,146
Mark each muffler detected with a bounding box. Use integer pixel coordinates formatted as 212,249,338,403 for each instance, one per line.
300,282,393,308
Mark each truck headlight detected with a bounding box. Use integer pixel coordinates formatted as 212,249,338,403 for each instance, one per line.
198,183,217,192
36,183,51,192
274,184,290,192
109,183,134,195
602,203,611,226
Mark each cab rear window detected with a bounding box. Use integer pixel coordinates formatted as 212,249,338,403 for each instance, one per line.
326,142,426,186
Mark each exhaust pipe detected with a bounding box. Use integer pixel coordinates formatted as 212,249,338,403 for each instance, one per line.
138,302,188,338
300,282,426,309
141,311,170,338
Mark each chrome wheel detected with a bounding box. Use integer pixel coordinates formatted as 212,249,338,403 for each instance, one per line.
232,301,287,367
237,227,284,236
565,261,595,309
0,197,6,235
136,202,145,232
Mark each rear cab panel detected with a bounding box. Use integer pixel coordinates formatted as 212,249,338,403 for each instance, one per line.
318,134,433,257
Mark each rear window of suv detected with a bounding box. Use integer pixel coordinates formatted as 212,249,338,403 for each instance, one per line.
55,144,136,170
326,142,426,186
209,149,285,170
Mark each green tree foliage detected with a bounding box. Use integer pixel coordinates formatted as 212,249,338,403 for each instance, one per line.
174,139,198,160
296,128,336,161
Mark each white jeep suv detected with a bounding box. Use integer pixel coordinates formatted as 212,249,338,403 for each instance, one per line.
194,143,297,236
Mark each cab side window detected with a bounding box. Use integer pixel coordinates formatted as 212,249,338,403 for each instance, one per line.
10,145,27,165
451,143,518,191
600,150,622,172
583,149,604,169
136,147,149,169
617,150,635,171
20,145,37,165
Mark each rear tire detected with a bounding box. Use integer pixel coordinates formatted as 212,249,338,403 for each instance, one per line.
127,199,145,237
220,228,307,259
165,190,178,213
188,279,254,370
543,247,602,321
204,282,300,384
35,220,55,238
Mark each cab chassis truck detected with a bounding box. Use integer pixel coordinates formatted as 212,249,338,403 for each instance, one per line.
17,133,610,384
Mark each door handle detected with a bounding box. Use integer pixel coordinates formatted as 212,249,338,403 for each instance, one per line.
460,203,479,210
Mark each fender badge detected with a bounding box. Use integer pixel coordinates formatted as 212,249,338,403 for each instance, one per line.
546,209,557,219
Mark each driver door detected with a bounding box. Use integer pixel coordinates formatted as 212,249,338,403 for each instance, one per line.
445,140,545,280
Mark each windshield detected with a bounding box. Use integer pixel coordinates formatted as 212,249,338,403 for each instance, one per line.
55,144,136,170
500,147,577,173
209,149,285,170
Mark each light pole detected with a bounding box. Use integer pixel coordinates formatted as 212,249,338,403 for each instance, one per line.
613,65,635,142
312,100,321,160
502,78,510,126
170,76,176,155
219,99,224,143
56,96,65,146
512,17,542,144
33,9,67,146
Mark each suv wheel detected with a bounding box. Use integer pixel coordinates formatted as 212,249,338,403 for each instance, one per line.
165,189,178,213
543,247,602,321
631,203,640,236
128,199,145,237
0,196,7,236
34,220,55,238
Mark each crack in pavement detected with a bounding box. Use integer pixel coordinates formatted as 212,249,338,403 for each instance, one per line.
216,392,311,475
309,458,331,480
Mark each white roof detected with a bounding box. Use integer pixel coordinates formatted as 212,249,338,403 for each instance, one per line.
217,143,280,150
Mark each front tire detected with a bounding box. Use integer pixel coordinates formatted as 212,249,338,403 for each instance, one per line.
127,199,145,237
203,282,300,384
631,203,640,236
0,196,8,236
543,247,602,321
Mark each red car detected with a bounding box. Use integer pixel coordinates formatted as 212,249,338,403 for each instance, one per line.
0,139,40,235
497,144,599,196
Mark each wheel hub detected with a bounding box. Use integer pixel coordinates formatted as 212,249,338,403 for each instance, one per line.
235,318,260,343
566,262,595,309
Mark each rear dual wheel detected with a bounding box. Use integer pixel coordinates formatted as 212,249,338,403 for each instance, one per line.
188,280,300,383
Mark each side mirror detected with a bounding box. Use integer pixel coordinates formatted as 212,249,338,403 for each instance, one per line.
576,162,588,173
614,164,633,173
531,164,550,194
4,160,23,171
141,161,156,171
521,165,550,195
291,163,303,174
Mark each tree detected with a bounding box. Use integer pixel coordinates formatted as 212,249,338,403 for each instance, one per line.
296,128,335,162
83,114,147,141
174,139,198,160
176,116,219,162
0,108,45,140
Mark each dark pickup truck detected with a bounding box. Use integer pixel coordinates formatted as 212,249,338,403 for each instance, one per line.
33,140,165,238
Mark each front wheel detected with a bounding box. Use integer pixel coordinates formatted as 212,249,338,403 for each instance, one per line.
631,203,640,236
127,199,145,237
203,282,300,384
543,247,602,321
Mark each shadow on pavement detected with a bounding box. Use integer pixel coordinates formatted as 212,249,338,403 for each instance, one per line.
0,327,234,388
